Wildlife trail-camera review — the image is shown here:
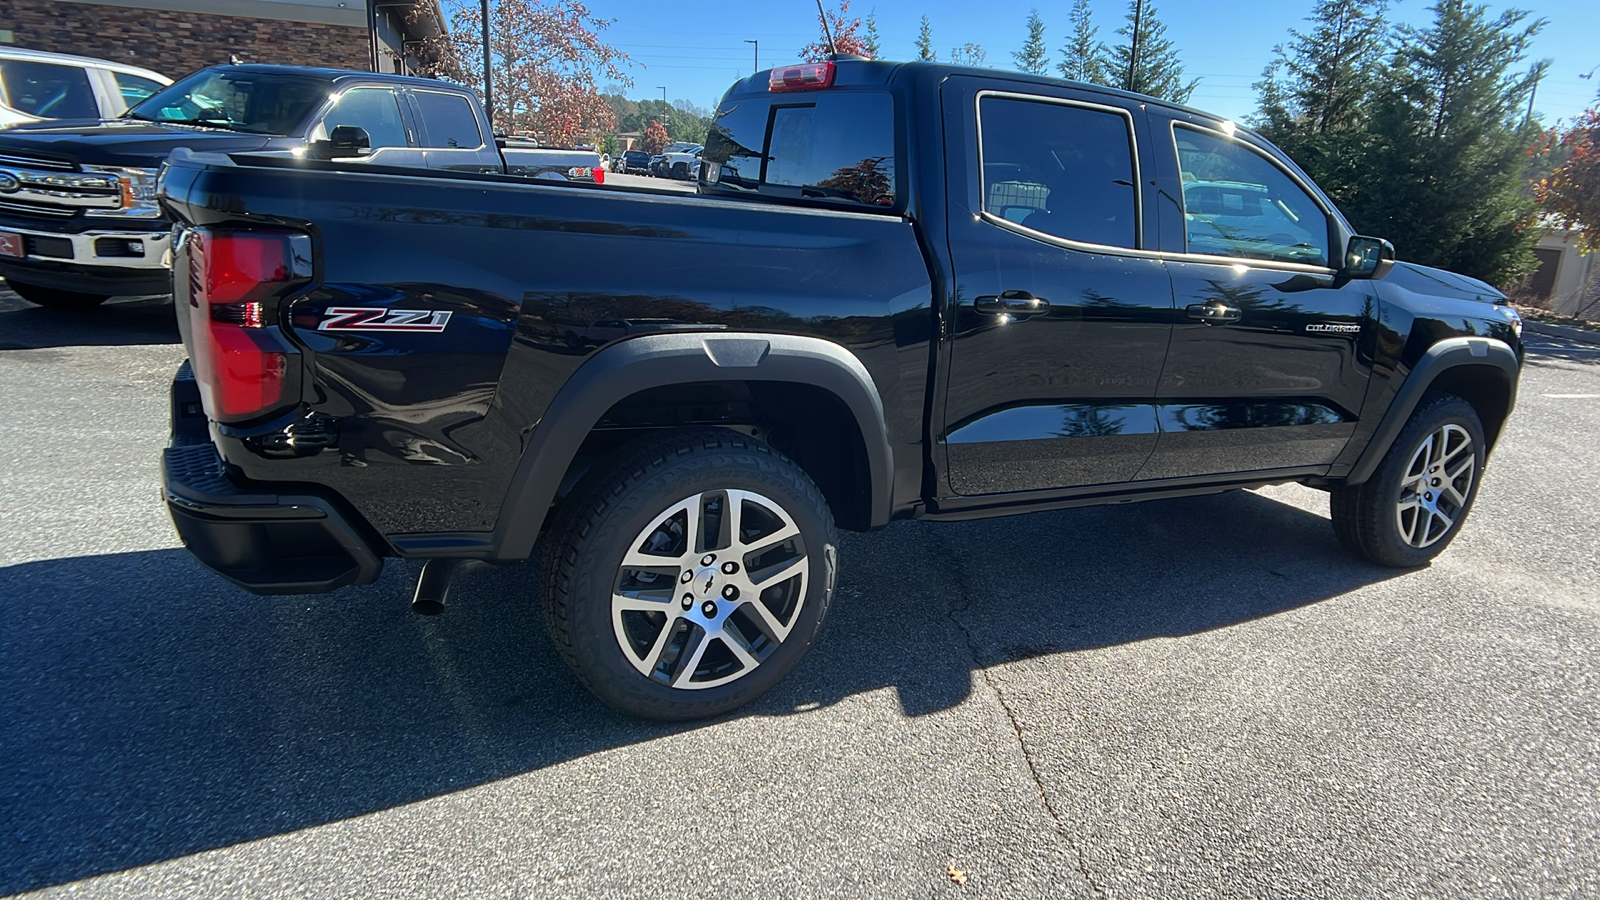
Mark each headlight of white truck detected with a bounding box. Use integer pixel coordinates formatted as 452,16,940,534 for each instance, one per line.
83,165,162,218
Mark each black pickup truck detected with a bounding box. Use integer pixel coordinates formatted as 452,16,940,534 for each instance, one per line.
0,64,599,310
158,60,1523,720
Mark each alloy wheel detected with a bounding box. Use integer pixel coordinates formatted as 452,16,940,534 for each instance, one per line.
1396,423,1476,549
611,489,809,690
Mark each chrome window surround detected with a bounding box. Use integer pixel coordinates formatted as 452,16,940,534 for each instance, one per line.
974,90,1145,254
1167,120,1340,273
307,85,415,147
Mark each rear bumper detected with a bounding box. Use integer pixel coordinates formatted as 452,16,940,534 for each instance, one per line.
163,364,384,594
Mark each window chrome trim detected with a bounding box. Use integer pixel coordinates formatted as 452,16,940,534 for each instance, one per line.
974,89,1145,254
309,84,413,147
1167,120,1339,272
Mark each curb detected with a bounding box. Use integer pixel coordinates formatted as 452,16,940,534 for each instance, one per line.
1523,320,1600,346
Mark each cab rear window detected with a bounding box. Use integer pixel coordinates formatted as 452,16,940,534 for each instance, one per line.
702,91,896,209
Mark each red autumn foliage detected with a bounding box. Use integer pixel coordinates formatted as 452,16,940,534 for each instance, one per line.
801,0,875,62
641,119,670,155
420,0,632,145
1536,107,1600,253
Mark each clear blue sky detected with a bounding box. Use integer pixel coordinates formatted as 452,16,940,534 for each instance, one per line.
585,0,1598,124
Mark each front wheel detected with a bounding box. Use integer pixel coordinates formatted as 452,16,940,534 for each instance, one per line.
6,279,110,310
541,428,839,720
1330,392,1486,567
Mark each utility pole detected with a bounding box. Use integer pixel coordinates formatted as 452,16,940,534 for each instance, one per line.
1126,0,1143,93
745,39,759,73
1526,60,1549,125
481,0,493,127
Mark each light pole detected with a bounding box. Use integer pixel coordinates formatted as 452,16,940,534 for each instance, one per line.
745,39,758,74
480,0,493,127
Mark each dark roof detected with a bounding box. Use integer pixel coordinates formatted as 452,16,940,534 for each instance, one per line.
737,59,1235,128
203,64,460,90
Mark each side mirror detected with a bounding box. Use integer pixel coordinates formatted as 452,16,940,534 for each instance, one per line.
493,129,508,150
1344,235,1395,280
309,125,371,160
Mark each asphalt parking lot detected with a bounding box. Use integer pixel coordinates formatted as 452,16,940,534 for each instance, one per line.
2,291,1597,899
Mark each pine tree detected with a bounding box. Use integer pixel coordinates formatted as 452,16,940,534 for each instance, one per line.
1106,0,1197,103
1258,0,1388,138
950,43,987,67
1057,0,1108,85
915,16,936,62
1252,0,1390,206
1344,0,1547,284
863,8,882,59
1013,9,1049,75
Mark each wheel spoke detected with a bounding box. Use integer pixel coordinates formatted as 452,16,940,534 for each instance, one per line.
1399,506,1420,544
1445,456,1475,482
670,626,711,688
613,591,675,612
750,553,806,588
742,595,792,641
720,627,761,671
740,521,801,558
1430,507,1455,533
640,617,681,674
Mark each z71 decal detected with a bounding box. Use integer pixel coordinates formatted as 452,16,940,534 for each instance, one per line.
318,307,453,333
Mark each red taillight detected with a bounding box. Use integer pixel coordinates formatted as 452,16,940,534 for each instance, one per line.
593,165,605,184
186,229,303,421
769,62,836,92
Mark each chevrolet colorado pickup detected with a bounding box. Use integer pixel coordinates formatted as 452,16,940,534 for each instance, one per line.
0,64,599,310
159,60,1524,720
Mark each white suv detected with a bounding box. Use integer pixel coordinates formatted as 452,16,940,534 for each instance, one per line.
0,48,170,128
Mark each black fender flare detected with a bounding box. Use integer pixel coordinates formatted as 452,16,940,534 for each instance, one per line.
491,332,894,559
1345,336,1520,485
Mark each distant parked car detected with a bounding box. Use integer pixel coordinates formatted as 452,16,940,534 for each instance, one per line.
662,145,702,180
0,47,169,128
619,149,650,174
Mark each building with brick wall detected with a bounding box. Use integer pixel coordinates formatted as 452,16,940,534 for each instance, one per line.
0,0,447,82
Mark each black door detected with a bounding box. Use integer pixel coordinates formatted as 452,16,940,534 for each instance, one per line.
1139,111,1376,480
939,78,1173,497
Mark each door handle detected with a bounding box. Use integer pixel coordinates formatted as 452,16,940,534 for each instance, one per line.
1186,301,1241,325
974,290,1050,315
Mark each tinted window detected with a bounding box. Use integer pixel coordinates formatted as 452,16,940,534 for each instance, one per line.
702,91,895,209
979,96,1138,249
1174,126,1330,267
320,87,408,149
413,91,482,149
128,69,326,134
0,60,98,119
113,72,165,109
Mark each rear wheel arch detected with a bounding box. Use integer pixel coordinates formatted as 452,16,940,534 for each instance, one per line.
1347,336,1519,486
491,333,893,559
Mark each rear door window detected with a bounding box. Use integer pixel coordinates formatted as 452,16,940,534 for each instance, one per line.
113,72,166,109
977,95,1140,249
413,90,483,149
703,91,896,209
0,60,98,119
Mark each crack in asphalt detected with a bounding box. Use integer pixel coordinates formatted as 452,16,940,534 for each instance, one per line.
929,528,1104,898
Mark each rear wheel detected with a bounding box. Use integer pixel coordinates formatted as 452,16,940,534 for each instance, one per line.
671,161,689,180
1330,392,1486,567
6,279,110,310
541,428,839,720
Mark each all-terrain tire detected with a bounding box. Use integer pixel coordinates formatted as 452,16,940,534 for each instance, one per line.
1330,391,1486,568
6,279,110,310
540,427,840,720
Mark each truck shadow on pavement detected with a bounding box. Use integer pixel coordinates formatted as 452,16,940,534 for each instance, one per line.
0,488,1401,893
0,293,178,349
